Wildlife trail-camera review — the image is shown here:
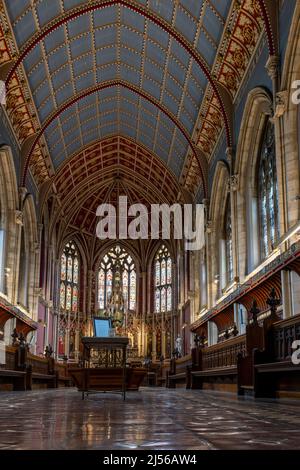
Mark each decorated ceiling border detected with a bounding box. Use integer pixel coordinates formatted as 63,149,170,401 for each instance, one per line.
182,0,267,195
0,8,51,186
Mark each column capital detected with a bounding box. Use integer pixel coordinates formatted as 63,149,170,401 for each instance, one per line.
15,210,23,225
205,220,212,234
229,174,239,192
274,90,288,118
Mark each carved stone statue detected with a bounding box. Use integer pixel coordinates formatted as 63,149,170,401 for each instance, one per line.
106,262,125,328
175,334,183,357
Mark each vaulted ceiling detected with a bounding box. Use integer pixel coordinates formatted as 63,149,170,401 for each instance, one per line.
0,0,274,224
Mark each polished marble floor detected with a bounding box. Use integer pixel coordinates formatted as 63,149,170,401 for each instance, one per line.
0,387,300,450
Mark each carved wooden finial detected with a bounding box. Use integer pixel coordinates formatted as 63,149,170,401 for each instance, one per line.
266,288,281,319
250,299,260,326
11,328,19,346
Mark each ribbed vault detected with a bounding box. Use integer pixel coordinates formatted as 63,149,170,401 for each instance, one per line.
47,135,183,237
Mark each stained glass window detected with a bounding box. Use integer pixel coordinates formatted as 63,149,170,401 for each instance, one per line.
258,119,279,258
154,245,172,313
60,242,80,312
61,254,66,281
97,245,136,311
106,269,113,303
60,283,65,308
129,270,136,310
225,197,233,284
98,268,105,309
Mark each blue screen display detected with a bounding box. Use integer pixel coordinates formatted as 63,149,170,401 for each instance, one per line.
94,318,111,337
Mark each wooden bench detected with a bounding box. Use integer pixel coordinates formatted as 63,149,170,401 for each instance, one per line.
0,369,26,391
0,345,27,391
25,353,58,390
126,367,147,391
190,336,246,393
55,362,72,387
238,313,300,398
191,366,237,389
167,355,192,388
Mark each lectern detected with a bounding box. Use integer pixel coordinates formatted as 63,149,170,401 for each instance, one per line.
70,336,129,400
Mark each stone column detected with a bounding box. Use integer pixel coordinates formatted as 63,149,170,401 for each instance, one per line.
53,310,58,360
140,271,147,356
267,56,288,238
65,310,70,358
227,147,240,286
53,257,61,358
11,210,23,305
151,314,156,361
281,270,292,319
205,220,215,308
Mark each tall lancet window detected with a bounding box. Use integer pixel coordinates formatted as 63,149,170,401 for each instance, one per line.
154,245,172,313
258,119,279,258
60,242,79,313
225,197,233,284
98,245,136,311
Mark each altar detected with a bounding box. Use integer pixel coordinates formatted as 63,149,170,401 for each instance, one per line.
69,336,146,400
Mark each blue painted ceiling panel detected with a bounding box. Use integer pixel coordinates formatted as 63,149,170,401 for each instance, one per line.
75,72,94,92
122,7,145,33
148,0,174,23
44,27,66,54
70,34,92,59
5,0,31,23
93,7,118,28
73,54,94,77
36,0,62,27
67,15,90,39
174,7,197,44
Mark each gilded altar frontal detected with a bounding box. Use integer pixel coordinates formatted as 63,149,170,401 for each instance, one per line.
0,0,300,461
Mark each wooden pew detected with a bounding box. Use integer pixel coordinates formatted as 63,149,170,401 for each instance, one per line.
26,353,57,390
167,354,192,388
252,313,300,398
0,346,26,391
191,335,246,393
157,360,170,387
126,367,147,390
55,362,72,387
